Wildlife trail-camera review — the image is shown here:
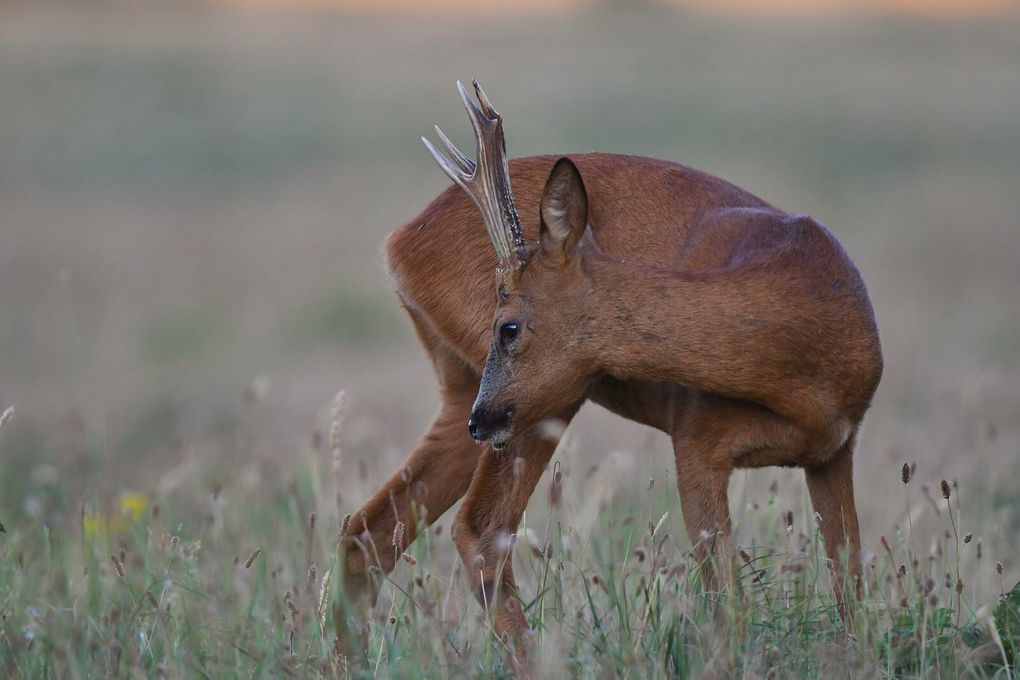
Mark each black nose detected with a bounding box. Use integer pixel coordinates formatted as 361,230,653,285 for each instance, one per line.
468,405,512,442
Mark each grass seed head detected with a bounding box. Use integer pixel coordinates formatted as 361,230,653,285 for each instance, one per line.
330,390,346,430
996,562,1003,575
110,554,125,578
549,468,563,507
941,479,951,500
901,462,911,484
512,456,526,478
414,480,428,501
526,529,544,559
244,549,261,569
330,390,346,470
0,405,13,431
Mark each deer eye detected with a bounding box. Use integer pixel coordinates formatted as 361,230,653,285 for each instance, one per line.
499,322,520,345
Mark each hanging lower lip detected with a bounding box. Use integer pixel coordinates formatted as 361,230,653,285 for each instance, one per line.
489,425,512,452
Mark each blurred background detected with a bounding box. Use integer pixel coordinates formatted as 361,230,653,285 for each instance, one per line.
1,0,1017,583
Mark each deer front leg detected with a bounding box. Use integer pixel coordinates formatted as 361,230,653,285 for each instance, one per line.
670,396,750,593
674,445,735,592
451,409,578,662
337,344,482,652
340,395,479,600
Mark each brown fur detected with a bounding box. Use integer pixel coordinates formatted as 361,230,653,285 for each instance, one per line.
340,152,882,655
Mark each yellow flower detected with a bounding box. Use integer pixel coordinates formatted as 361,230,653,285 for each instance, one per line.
119,492,149,520
83,513,105,538
83,492,149,538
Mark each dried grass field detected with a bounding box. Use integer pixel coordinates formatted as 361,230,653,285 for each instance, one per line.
0,4,1018,677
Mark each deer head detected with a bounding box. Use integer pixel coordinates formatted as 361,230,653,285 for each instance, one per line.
424,81,599,450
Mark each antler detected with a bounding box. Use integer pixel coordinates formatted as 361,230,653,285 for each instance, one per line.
422,80,527,269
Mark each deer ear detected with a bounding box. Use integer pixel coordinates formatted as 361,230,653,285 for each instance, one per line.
539,157,588,258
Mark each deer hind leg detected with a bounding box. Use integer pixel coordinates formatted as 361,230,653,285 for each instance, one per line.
727,404,862,620
804,434,861,620
452,404,581,663
670,392,816,592
338,321,483,643
671,390,862,621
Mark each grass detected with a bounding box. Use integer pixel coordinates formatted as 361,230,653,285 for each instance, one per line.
1,3,1018,677
1,395,1017,678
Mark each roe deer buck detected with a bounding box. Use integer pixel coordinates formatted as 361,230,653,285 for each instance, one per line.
338,81,882,650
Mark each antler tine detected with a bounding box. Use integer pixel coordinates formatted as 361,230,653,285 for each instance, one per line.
456,80,495,136
421,136,469,184
471,79,498,119
434,125,475,175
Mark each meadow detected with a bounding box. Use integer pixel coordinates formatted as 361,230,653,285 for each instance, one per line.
0,4,1018,677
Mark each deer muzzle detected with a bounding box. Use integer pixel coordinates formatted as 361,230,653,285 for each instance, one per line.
467,404,514,450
